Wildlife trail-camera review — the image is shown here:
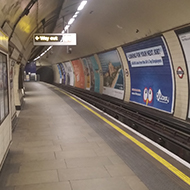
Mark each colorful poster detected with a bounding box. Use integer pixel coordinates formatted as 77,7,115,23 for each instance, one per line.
56,64,62,84
98,50,124,99
178,30,190,118
0,63,4,121
3,61,8,116
71,60,85,89
64,62,74,86
83,56,101,93
59,63,66,85
10,59,15,117
82,59,91,90
0,52,8,122
123,36,174,113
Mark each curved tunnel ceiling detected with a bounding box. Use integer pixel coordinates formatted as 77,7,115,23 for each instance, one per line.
1,0,190,65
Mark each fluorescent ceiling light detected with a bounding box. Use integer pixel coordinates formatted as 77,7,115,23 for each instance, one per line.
77,1,87,11
64,25,70,30
33,46,52,61
47,46,52,51
34,1,88,61
68,18,75,25
40,52,45,56
34,56,40,61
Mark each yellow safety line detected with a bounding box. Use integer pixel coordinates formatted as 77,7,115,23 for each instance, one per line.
55,87,190,185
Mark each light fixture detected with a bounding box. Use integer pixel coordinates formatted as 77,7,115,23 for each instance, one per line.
33,46,52,61
68,18,75,25
33,1,88,61
77,1,87,11
64,25,70,31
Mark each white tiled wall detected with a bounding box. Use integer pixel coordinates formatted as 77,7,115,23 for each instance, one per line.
53,64,61,84
117,47,131,102
0,114,11,169
163,31,189,120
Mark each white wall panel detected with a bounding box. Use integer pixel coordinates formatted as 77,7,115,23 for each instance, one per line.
163,31,188,119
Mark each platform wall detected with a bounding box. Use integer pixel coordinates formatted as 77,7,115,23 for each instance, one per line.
53,26,190,122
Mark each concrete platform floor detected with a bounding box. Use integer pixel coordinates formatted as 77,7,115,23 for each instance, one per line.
0,82,189,190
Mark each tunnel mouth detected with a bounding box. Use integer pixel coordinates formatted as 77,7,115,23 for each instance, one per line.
36,66,54,84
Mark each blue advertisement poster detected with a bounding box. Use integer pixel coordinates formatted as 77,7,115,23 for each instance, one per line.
98,50,124,99
57,64,62,83
83,56,100,93
59,63,66,84
123,36,174,113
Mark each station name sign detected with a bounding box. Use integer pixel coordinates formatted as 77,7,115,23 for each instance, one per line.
33,33,76,46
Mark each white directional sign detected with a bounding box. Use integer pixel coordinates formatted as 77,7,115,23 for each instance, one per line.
33,33,77,46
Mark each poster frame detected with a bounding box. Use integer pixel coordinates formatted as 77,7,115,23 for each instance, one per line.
122,36,175,113
0,50,9,124
175,26,190,119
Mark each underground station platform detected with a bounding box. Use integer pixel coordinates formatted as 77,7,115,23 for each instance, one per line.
0,82,189,190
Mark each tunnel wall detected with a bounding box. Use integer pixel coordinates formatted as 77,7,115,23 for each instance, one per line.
53,26,190,122
36,66,54,84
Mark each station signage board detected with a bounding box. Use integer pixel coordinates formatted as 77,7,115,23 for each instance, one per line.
33,33,76,46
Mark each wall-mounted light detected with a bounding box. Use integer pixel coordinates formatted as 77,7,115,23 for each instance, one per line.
33,1,88,61
64,25,70,31
68,18,75,25
77,1,87,11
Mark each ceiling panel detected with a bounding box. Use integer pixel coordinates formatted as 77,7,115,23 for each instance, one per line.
1,0,190,64
43,0,190,63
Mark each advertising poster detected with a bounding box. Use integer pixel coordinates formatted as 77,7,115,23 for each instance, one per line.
10,60,14,90
123,36,174,113
98,50,124,99
56,64,62,84
3,62,8,116
64,61,74,86
0,63,4,121
82,59,91,90
10,59,15,117
71,60,85,89
178,31,190,118
83,56,101,93
0,52,8,122
59,63,66,85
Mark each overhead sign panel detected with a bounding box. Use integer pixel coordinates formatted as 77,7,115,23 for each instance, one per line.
33,33,76,46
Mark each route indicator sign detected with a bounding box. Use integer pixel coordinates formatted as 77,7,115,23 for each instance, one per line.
33,33,76,46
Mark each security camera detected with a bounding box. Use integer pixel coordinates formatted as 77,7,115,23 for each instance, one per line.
67,47,72,54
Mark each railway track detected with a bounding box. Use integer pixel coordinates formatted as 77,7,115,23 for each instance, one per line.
56,84,190,163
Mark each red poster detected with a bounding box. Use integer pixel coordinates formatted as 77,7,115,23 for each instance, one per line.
71,60,85,89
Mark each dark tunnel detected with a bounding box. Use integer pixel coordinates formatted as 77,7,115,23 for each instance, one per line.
36,66,54,84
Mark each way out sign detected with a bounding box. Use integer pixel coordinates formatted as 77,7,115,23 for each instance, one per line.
33,33,76,46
